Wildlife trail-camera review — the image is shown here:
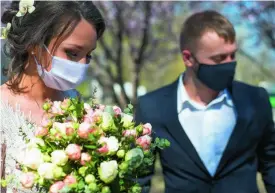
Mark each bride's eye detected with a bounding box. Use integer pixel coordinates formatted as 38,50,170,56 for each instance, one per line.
65,50,78,59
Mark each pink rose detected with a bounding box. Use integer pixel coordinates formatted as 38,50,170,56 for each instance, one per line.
123,129,137,137
136,135,152,150
142,123,152,135
66,144,81,160
35,126,48,137
49,181,65,193
98,145,109,154
20,172,35,188
98,104,105,111
54,122,75,137
84,103,92,111
83,109,103,124
78,122,93,139
61,99,71,110
64,175,77,185
80,153,92,165
51,101,64,115
97,136,119,155
66,127,75,136
41,116,52,128
113,106,122,116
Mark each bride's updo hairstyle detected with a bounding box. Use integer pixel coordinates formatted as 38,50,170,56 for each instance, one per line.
1,1,105,94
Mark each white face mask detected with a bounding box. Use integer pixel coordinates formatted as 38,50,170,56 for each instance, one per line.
35,45,89,91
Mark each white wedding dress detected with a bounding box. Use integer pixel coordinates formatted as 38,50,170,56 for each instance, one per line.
0,90,78,193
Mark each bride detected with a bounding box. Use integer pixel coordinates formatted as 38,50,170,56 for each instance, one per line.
0,1,105,192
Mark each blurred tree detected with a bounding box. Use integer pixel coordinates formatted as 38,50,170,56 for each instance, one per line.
238,1,275,49
91,1,180,107
237,1,275,80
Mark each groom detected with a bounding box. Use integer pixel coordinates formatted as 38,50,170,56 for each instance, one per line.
135,10,275,193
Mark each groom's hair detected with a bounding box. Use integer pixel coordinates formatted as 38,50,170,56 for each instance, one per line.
179,10,235,53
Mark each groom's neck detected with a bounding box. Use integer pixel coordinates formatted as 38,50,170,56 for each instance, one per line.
183,71,219,106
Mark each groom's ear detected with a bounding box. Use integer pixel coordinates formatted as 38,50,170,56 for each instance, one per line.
182,50,193,67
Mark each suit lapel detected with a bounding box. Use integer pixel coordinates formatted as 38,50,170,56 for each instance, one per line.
215,82,255,176
162,80,211,177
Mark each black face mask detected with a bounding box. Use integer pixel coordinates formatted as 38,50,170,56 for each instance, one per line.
195,60,237,91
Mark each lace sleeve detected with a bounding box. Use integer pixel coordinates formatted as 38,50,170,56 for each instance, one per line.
0,101,36,193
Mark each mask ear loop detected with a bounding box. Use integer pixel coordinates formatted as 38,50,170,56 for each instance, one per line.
33,45,51,78
43,44,53,57
190,53,201,72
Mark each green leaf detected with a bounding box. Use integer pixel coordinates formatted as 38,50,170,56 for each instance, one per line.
77,180,86,190
88,134,96,142
124,108,131,114
84,145,97,150
128,104,134,109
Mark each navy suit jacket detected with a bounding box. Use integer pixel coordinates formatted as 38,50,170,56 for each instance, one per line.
135,80,275,193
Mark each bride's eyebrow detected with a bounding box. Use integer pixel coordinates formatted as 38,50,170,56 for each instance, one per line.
64,44,96,52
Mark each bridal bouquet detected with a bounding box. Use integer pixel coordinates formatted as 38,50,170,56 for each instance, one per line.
16,98,170,193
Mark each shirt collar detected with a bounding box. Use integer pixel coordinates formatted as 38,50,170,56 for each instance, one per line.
178,73,234,112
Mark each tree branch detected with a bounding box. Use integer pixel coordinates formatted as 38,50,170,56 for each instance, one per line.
114,3,130,106
238,48,275,80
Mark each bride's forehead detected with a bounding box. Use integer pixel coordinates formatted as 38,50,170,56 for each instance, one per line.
61,20,97,49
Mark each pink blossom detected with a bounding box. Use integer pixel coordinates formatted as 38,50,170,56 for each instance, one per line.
83,109,103,124
136,135,152,150
80,153,92,165
51,101,64,115
65,144,81,160
92,109,103,123
61,99,71,110
98,144,109,154
97,136,119,154
49,181,65,193
123,129,137,137
98,104,105,111
64,175,77,185
41,116,52,128
113,106,122,116
142,123,152,135
20,172,35,188
64,122,75,136
35,126,48,137
78,122,93,139
53,122,75,137
84,103,92,111
54,133,62,140
66,127,75,136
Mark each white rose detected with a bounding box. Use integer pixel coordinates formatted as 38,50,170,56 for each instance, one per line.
84,103,92,111
38,163,55,179
106,136,119,153
98,160,118,184
22,148,44,170
121,114,133,128
98,136,119,154
27,138,45,149
51,150,68,166
125,148,144,168
101,112,115,131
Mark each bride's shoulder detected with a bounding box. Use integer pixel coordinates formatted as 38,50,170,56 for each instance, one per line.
0,84,15,104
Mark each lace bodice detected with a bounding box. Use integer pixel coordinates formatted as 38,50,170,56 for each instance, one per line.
0,90,79,193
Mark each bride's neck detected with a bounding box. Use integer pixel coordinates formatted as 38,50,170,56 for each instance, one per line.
18,72,61,102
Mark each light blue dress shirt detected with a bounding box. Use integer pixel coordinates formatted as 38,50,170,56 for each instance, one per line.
177,74,237,176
